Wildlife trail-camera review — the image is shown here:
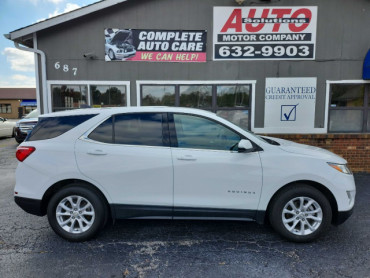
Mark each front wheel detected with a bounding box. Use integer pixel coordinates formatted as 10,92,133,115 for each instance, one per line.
269,184,332,242
108,49,116,60
47,185,107,242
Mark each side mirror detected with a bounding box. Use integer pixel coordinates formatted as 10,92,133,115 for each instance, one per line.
238,139,254,153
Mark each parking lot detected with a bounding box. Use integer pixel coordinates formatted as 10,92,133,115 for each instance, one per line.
0,136,369,278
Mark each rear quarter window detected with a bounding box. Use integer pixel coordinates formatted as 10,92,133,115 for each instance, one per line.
27,114,97,141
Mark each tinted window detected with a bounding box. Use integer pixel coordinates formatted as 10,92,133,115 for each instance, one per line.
88,117,113,143
114,113,165,146
27,114,96,141
173,114,241,151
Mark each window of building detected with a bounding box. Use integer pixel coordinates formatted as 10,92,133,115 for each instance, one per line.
0,104,12,114
51,85,88,112
179,85,212,109
329,83,370,133
138,82,253,130
141,85,175,106
90,85,126,107
49,81,130,113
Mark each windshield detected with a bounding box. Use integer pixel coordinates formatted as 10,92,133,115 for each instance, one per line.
24,109,39,119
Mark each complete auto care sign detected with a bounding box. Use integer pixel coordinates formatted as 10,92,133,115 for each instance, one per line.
105,29,207,62
213,7,317,60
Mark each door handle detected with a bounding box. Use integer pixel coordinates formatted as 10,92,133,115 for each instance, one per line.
177,155,197,161
87,149,107,155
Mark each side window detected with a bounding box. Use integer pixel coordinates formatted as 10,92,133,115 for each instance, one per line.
114,113,165,146
173,114,241,151
88,117,113,143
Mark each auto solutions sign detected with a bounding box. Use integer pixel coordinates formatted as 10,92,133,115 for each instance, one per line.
213,7,317,60
105,29,207,62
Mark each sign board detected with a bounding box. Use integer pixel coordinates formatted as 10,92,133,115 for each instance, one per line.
213,6,317,60
105,29,207,62
264,78,317,132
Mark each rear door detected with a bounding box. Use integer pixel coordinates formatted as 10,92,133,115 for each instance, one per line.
75,112,174,213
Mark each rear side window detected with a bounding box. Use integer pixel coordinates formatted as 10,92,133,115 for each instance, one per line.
88,113,166,147
27,114,97,141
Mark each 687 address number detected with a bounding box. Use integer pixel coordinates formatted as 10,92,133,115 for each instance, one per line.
214,44,314,60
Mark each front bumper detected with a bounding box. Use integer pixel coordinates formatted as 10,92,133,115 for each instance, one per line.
14,127,27,141
14,196,45,216
333,207,354,225
116,50,136,59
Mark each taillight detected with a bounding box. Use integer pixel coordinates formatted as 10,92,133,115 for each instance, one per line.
16,146,36,162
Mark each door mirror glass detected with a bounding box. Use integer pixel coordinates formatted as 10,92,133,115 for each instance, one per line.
238,139,253,152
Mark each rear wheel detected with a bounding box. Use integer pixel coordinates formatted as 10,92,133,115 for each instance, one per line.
47,185,107,242
269,184,332,242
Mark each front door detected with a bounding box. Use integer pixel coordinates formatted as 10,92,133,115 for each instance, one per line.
170,113,263,213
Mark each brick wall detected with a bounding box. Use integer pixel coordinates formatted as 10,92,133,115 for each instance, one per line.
0,100,20,119
264,134,370,173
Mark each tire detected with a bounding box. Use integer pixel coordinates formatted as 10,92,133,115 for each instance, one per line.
269,184,332,243
108,49,116,60
47,184,107,242
15,136,23,144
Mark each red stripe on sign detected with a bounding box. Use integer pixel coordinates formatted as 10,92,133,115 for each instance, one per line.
127,52,206,62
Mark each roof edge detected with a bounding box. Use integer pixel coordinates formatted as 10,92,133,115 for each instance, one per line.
9,0,127,41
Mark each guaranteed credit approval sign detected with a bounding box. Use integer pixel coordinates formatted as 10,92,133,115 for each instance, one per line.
213,6,317,60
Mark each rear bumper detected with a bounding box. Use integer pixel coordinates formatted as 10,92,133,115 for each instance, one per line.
14,196,44,216
333,207,354,225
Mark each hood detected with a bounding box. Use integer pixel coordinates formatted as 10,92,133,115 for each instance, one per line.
263,136,347,164
16,117,38,124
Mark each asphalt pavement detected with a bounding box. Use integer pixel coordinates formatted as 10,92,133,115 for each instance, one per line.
0,137,369,278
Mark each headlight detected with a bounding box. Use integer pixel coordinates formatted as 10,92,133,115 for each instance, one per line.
327,163,352,174
15,122,20,128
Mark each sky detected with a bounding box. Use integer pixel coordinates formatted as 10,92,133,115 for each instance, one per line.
0,0,97,88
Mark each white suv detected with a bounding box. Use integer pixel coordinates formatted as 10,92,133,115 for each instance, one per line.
14,107,356,242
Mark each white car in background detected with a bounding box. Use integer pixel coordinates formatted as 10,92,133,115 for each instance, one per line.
14,107,356,242
0,117,15,138
14,109,39,143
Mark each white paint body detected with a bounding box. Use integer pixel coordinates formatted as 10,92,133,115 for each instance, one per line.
0,118,15,137
15,107,355,216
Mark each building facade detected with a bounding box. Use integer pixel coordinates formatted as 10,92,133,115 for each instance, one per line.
0,88,37,119
6,0,370,171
